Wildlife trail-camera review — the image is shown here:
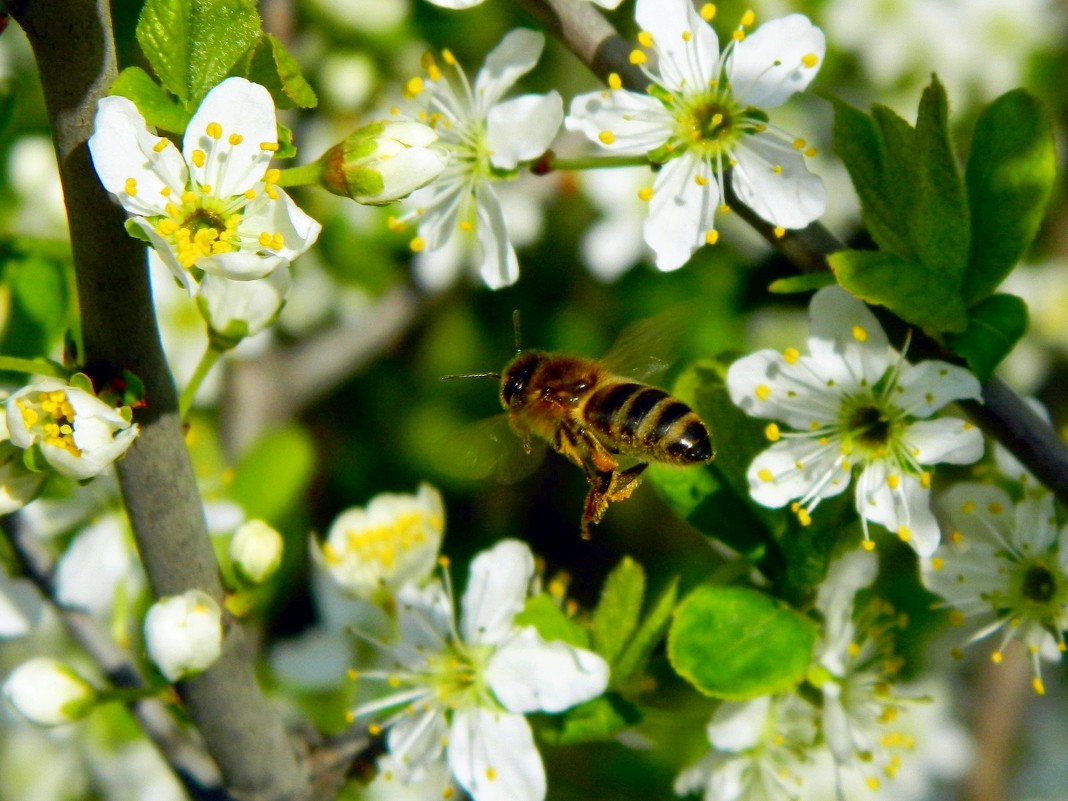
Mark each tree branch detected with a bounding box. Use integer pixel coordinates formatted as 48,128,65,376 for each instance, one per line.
9,2,307,798
517,0,1068,506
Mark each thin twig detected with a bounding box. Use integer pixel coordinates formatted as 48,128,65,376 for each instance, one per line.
517,0,1068,505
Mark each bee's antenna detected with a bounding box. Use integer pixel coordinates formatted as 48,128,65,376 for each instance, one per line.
512,309,522,352
440,372,502,381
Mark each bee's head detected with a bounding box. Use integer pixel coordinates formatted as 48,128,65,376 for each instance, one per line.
501,351,544,408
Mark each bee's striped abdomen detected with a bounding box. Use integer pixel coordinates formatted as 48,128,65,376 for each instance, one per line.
585,383,713,465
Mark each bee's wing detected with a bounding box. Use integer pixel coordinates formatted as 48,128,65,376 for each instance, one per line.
435,414,548,485
600,304,692,382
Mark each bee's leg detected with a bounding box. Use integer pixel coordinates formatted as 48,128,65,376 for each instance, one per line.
580,470,616,539
606,463,647,503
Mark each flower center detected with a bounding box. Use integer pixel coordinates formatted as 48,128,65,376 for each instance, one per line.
17,390,81,457
847,405,892,449
426,642,492,710
1021,563,1057,604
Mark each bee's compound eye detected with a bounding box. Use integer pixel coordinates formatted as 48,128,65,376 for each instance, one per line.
502,354,540,406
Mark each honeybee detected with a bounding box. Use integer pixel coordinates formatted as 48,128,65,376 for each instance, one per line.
444,312,715,536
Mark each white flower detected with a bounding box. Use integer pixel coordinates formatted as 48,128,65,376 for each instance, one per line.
316,483,444,599
812,551,917,795
674,694,818,801
320,119,447,205
350,539,609,801
54,513,142,616
6,380,139,481
88,77,321,295
398,29,563,289
923,483,1068,695
143,589,223,682
566,3,827,271
229,519,284,584
726,287,983,556
197,264,292,345
3,658,96,726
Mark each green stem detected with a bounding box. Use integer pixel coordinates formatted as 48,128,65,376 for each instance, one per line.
0,356,68,378
537,154,651,172
276,162,322,188
179,344,224,418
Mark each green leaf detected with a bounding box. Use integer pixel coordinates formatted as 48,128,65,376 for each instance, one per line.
828,249,968,333
910,78,969,281
275,122,297,160
668,585,816,700
516,595,590,650
111,67,191,133
612,577,678,686
831,98,912,260
228,425,315,523
964,90,1056,305
137,0,262,107
0,253,71,359
767,272,835,294
946,293,1028,381
869,104,921,261
536,693,642,745
238,34,318,110
592,557,645,666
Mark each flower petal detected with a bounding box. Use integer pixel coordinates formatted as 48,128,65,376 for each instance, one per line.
635,0,719,92
448,708,545,801
805,287,890,389
644,153,716,271
727,14,825,108
565,89,674,155
731,137,826,229
474,29,545,114
706,697,771,752
486,92,563,170
486,627,608,713
136,220,198,294
747,437,850,509
935,483,1015,550
726,349,843,429
387,707,448,784
198,267,291,340
55,515,135,615
1014,492,1057,553
894,359,982,417
88,96,187,217
475,186,520,289
903,418,984,466
183,77,276,198
855,462,940,555
461,539,533,644
240,187,323,261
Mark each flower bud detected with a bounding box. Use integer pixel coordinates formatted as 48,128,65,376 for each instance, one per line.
230,519,284,584
198,266,292,349
316,483,444,598
319,120,447,205
143,590,223,682
3,657,96,726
